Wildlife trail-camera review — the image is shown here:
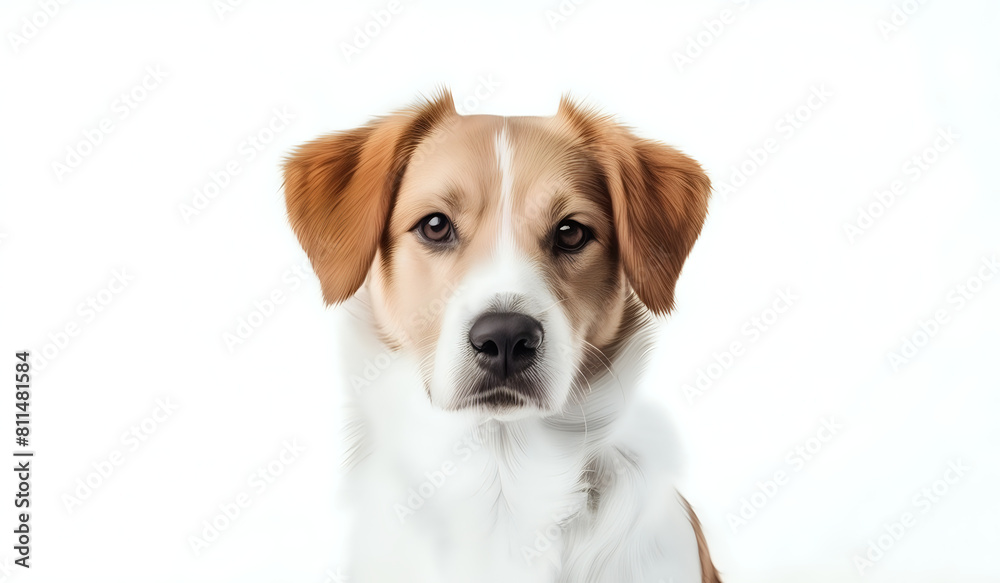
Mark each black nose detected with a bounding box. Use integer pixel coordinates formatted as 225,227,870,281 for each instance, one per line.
468,312,543,380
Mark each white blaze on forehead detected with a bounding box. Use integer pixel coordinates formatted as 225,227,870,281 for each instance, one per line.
490,124,533,298
495,125,515,249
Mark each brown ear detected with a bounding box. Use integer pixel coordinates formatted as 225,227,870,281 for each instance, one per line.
559,97,711,315
283,92,455,305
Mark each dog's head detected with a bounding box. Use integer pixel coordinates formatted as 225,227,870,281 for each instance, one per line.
284,92,710,420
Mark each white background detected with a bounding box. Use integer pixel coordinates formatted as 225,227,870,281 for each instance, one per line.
1,0,998,581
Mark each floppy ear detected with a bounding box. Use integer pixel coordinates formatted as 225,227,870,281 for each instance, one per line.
559,97,711,315
283,92,455,305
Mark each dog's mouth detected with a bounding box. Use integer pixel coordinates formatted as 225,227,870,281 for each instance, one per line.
453,375,547,412
465,387,528,409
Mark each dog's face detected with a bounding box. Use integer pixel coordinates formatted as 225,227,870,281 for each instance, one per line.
380,114,623,417
284,93,710,419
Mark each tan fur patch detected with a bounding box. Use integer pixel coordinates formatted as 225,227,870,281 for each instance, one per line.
557,96,713,315
681,495,724,583
282,91,456,306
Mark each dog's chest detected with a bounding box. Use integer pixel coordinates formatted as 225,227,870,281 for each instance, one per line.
334,309,702,583
347,409,594,582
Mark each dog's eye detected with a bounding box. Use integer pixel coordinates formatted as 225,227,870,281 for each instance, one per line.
554,220,592,253
416,213,455,245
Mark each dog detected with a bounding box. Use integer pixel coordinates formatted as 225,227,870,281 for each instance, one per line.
282,91,720,583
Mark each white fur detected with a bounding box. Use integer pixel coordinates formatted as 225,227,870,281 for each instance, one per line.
335,292,702,583
428,246,578,416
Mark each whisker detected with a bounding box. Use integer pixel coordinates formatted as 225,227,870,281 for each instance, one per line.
580,340,626,405
536,297,569,314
